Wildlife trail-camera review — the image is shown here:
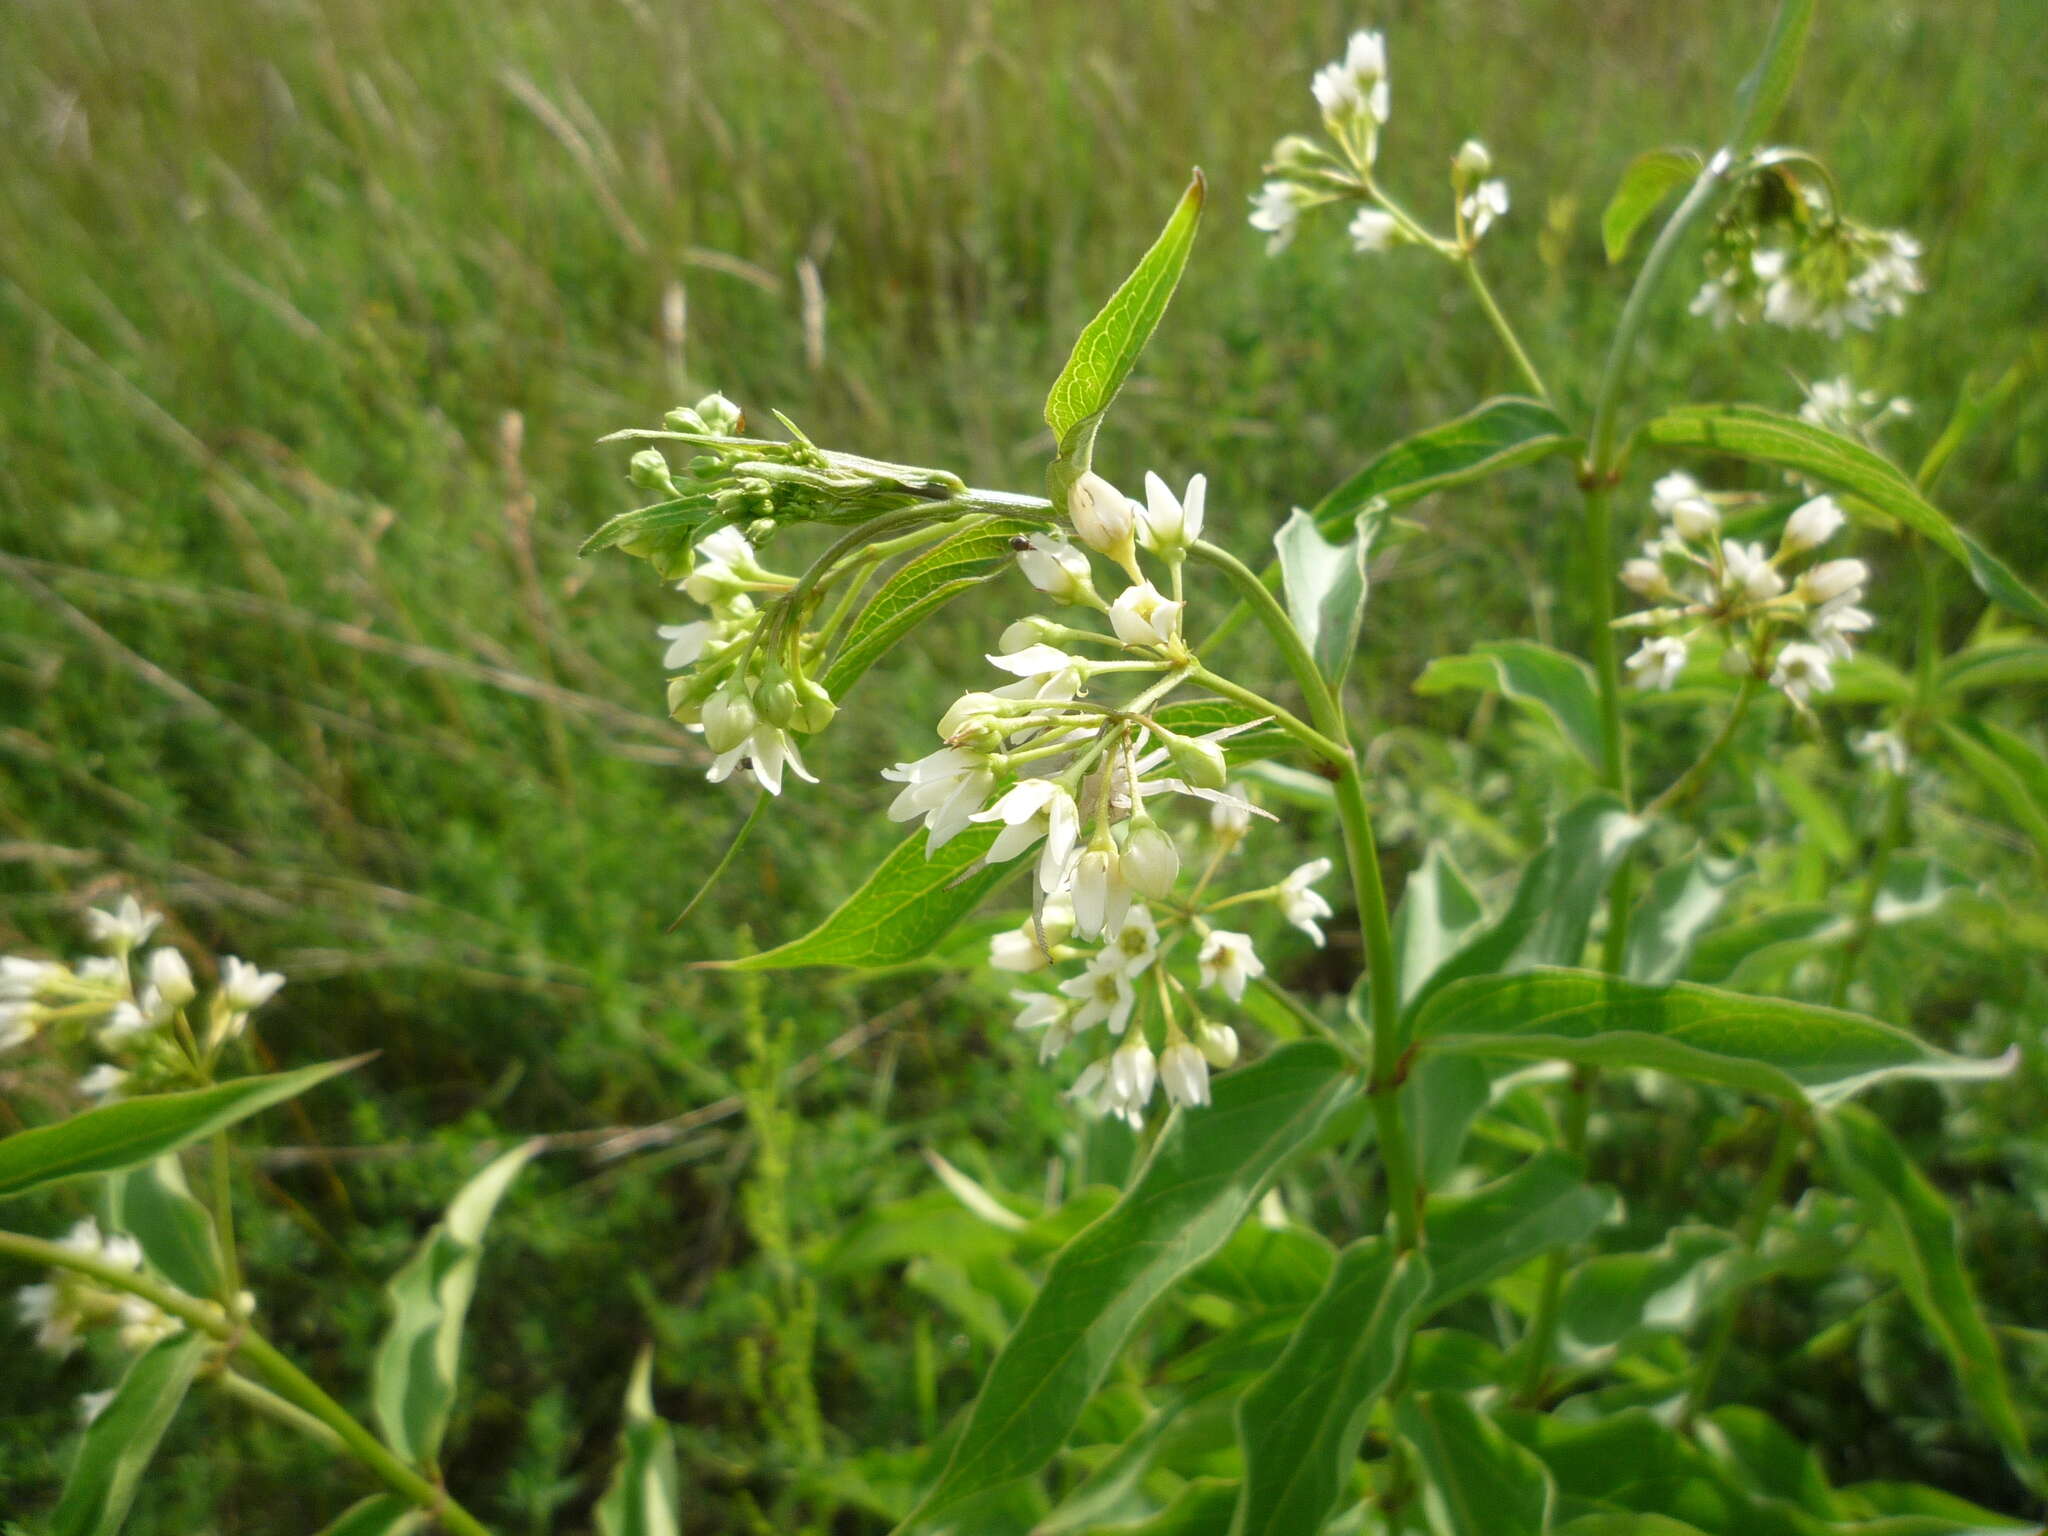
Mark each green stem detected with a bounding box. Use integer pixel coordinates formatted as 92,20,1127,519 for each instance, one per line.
1827,769,1910,1009
1682,1108,1805,1427
0,1229,495,1536
1643,677,1760,819
208,1132,244,1307
1186,663,1348,769
214,1367,347,1452
1517,1069,1594,1405
1460,259,1552,405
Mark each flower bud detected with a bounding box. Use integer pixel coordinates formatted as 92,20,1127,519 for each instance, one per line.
1196,1020,1240,1069
1000,616,1058,653
1620,558,1671,598
628,449,678,498
755,664,800,728
1667,496,1720,543
1067,472,1136,560
1651,472,1702,518
146,948,195,1010
1155,726,1228,789
792,677,838,734
1780,495,1845,554
667,678,702,725
1801,557,1867,605
694,393,744,436
1268,134,1330,173
1454,139,1493,180
1121,820,1180,901
664,406,709,433
1348,208,1399,254
703,686,757,754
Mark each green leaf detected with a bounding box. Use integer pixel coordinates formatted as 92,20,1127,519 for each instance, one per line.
722,823,1023,970
0,1058,367,1202
1232,1240,1432,1536
1311,397,1577,535
1044,171,1206,501
1423,1151,1614,1312
1558,1227,1739,1359
578,496,718,577
372,1140,540,1468
1147,699,1297,765
1274,506,1378,686
1819,1106,2040,1492
1393,845,1487,1011
313,1497,427,1536
1939,641,2048,696
1603,149,1704,263
1695,1406,1840,1520
1728,0,1817,152
1642,405,2048,628
1402,794,1648,1027
1624,854,1750,986
1413,968,2016,1106
53,1331,207,1536
104,1156,225,1301
897,1042,1357,1531
1397,1392,1556,1536
596,1347,683,1536
1415,641,1605,770
1036,1397,1196,1535
1940,721,2048,864
822,515,1047,697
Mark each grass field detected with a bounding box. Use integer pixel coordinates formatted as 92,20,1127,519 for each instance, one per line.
2,0,2045,1527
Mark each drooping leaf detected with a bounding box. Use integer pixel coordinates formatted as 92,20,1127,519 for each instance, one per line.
1422,1151,1615,1312
1232,1240,1432,1536
104,1156,225,1301
1940,721,2048,864
53,1331,207,1536
1415,641,1605,770
1642,405,2048,628
312,1497,427,1536
372,1140,540,1468
0,1058,367,1202
1311,397,1578,535
1413,968,2016,1106
720,823,1024,971
1044,171,1206,502
1274,506,1378,686
1819,1107,2040,1492
1558,1227,1740,1360
822,515,1048,697
896,1042,1357,1531
595,1347,683,1536
1603,149,1705,263
1397,1392,1556,1536
1402,794,1648,1027
1624,854,1751,986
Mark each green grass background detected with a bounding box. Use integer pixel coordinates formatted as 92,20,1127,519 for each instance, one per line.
1,0,2044,1528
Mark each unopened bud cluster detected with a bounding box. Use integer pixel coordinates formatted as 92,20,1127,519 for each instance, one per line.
1248,27,1506,260
1617,472,1875,711
14,1218,183,1360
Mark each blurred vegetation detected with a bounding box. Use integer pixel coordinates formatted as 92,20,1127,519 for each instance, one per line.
0,0,2043,1528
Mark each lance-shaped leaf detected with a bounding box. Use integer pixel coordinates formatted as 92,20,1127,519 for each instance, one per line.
1940,721,2048,865
1423,1151,1614,1312
1392,845,1487,1011
896,1042,1357,1531
1939,640,2048,696
373,1140,540,1468
1231,1240,1432,1536
1044,171,1205,503
1558,1226,1740,1359
0,1057,367,1202
822,515,1048,697
719,824,1023,971
596,1347,683,1536
313,1497,427,1536
1625,854,1751,986
1397,1392,1556,1536
1402,794,1648,1028
1311,396,1576,535
1603,149,1705,263
1642,405,2048,628
1820,1107,2041,1493
1412,968,2016,1107
53,1330,207,1536
1275,506,1379,686
1415,641,1604,770
105,1156,225,1301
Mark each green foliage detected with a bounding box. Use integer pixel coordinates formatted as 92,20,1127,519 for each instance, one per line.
595,1350,683,1536
1275,507,1378,687
1605,150,1707,263
1414,641,1605,769
53,1333,208,1536
1309,397,1578,532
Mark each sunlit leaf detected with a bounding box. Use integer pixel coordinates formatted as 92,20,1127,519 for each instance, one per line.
104,1156,225,1301
1624,854,1750,986
1604,149,1704,263
1311,397,1577,535
1559,1227,1739,1359
1275,506,1379,686
1415,641,1604,769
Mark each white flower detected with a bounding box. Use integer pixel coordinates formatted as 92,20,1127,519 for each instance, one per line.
1159,1037,1210,1108
1651,472,1702,517
1348,207,1399,254
972,777,1082,884
1620,557,1670,598
1626,636,1689,692
985,644,1074,679
1070,846,1134,941
1689,276,1743,329
1198,930,1264,1001
1809,593,1875,661
1311,29,1390,126
658,621,714,670
220,957,286,1013
146,948,195,1010
77,957,124,986
1137,471,1206,556
1461,179,1509,240
16,1282,74,1354
78,1065,129,1102
1780,496,1846,554
1107,581,1184,649
1196,1020,1240,1069
85,896,160,952
1016,532,1095,605
1011,990,1072,1061
1249,180,1314,254
707,725,819,796
116,1292,179,1352
1121,822,1179,901
1060,955,1138,1037
1800,558,1868,606
1277,858,1335,946
884,747,995,853
1770,641,1835,706
1210,784,1254,842
1,957,63,1001
1855,730,1911,776
1105,904,1161,977
1721,540,1785,603
0,1002,37,1053
1667,495,1721,544
680,527,758,606
1068,472,1136,560
77,1389,116,1426
96,1001,152,1045
1105,1036,1159,1126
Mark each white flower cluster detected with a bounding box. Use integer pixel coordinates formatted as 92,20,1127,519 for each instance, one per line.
2,894,286,1097
14,1218,180,1357
1798,375,1913,448
1247,28,1506,260
1618,473,1875,711
883,465,1338,1125
1691,174,1923,337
